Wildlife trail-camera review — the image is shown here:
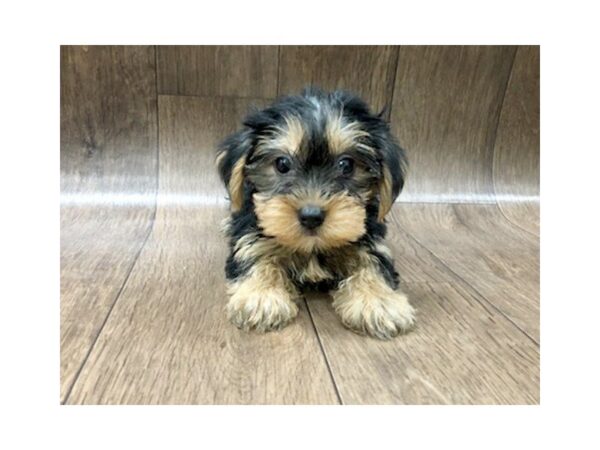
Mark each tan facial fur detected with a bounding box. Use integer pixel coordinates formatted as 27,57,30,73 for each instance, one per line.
332,251,415,339
253,191,366,253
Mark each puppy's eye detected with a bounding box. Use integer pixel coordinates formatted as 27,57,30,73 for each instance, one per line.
337,157,355,176
274,156,292,174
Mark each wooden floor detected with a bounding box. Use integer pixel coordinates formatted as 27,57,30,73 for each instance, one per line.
61,46,539,404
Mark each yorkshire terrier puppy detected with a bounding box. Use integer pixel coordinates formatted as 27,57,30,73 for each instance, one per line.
216,88,415,339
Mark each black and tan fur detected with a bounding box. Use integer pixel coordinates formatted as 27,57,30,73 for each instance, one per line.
216,88,415,339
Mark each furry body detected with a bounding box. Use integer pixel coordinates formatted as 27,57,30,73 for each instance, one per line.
217,88,415,339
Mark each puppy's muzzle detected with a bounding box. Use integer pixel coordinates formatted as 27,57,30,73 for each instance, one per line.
298,205,325,230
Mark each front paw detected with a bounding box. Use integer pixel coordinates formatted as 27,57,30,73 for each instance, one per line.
226,286,299,332
333,289,416,340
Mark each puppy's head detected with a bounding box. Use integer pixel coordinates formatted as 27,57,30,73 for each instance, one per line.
217,88,406,253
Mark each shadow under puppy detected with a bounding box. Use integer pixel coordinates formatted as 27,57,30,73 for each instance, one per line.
216,88,415,339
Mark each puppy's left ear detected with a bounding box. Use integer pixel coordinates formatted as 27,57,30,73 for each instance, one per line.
376,135,407,222
216,130,253,212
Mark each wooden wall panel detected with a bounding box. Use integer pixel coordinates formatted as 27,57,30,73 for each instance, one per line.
390,46,516,202
156,45,278,98
278,45,398,114
493,46,540,234
61,46,157,197
60,46,158,401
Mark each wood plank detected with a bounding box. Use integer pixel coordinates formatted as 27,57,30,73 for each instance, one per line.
493,46,540,235
156,45,278,98
391,203,539,341
390,46,516,202
307,280,539,404
278,45,398,115
65,96,338,404
60,46,158,402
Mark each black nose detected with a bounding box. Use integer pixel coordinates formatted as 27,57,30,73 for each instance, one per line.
298,205,325,230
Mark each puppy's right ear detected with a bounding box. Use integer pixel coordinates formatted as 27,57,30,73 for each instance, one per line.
376,133,407,222
216,130,253,212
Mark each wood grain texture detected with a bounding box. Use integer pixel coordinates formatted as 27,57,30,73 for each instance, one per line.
61,46,157,197
305,203,539,404
156,46,278,98
306,280,539,404
60,46,158,402
493,46,540,235
65,96,338,404
391,46,516,202
278,45,398,115
391,203,539,341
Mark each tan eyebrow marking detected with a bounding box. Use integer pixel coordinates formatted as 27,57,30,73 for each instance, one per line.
325,111,372,155
256,115,305,156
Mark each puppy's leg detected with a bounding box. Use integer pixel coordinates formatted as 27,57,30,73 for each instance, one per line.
332,248,415,339
227,258,300,332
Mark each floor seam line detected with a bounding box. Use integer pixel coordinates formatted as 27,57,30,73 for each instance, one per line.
61,218,156,404
304,297,344,405
395,220,539,347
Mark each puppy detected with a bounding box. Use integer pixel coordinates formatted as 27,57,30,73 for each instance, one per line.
216,88,415,339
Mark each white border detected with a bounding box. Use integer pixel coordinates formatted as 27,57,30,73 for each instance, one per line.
2,0,600,448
